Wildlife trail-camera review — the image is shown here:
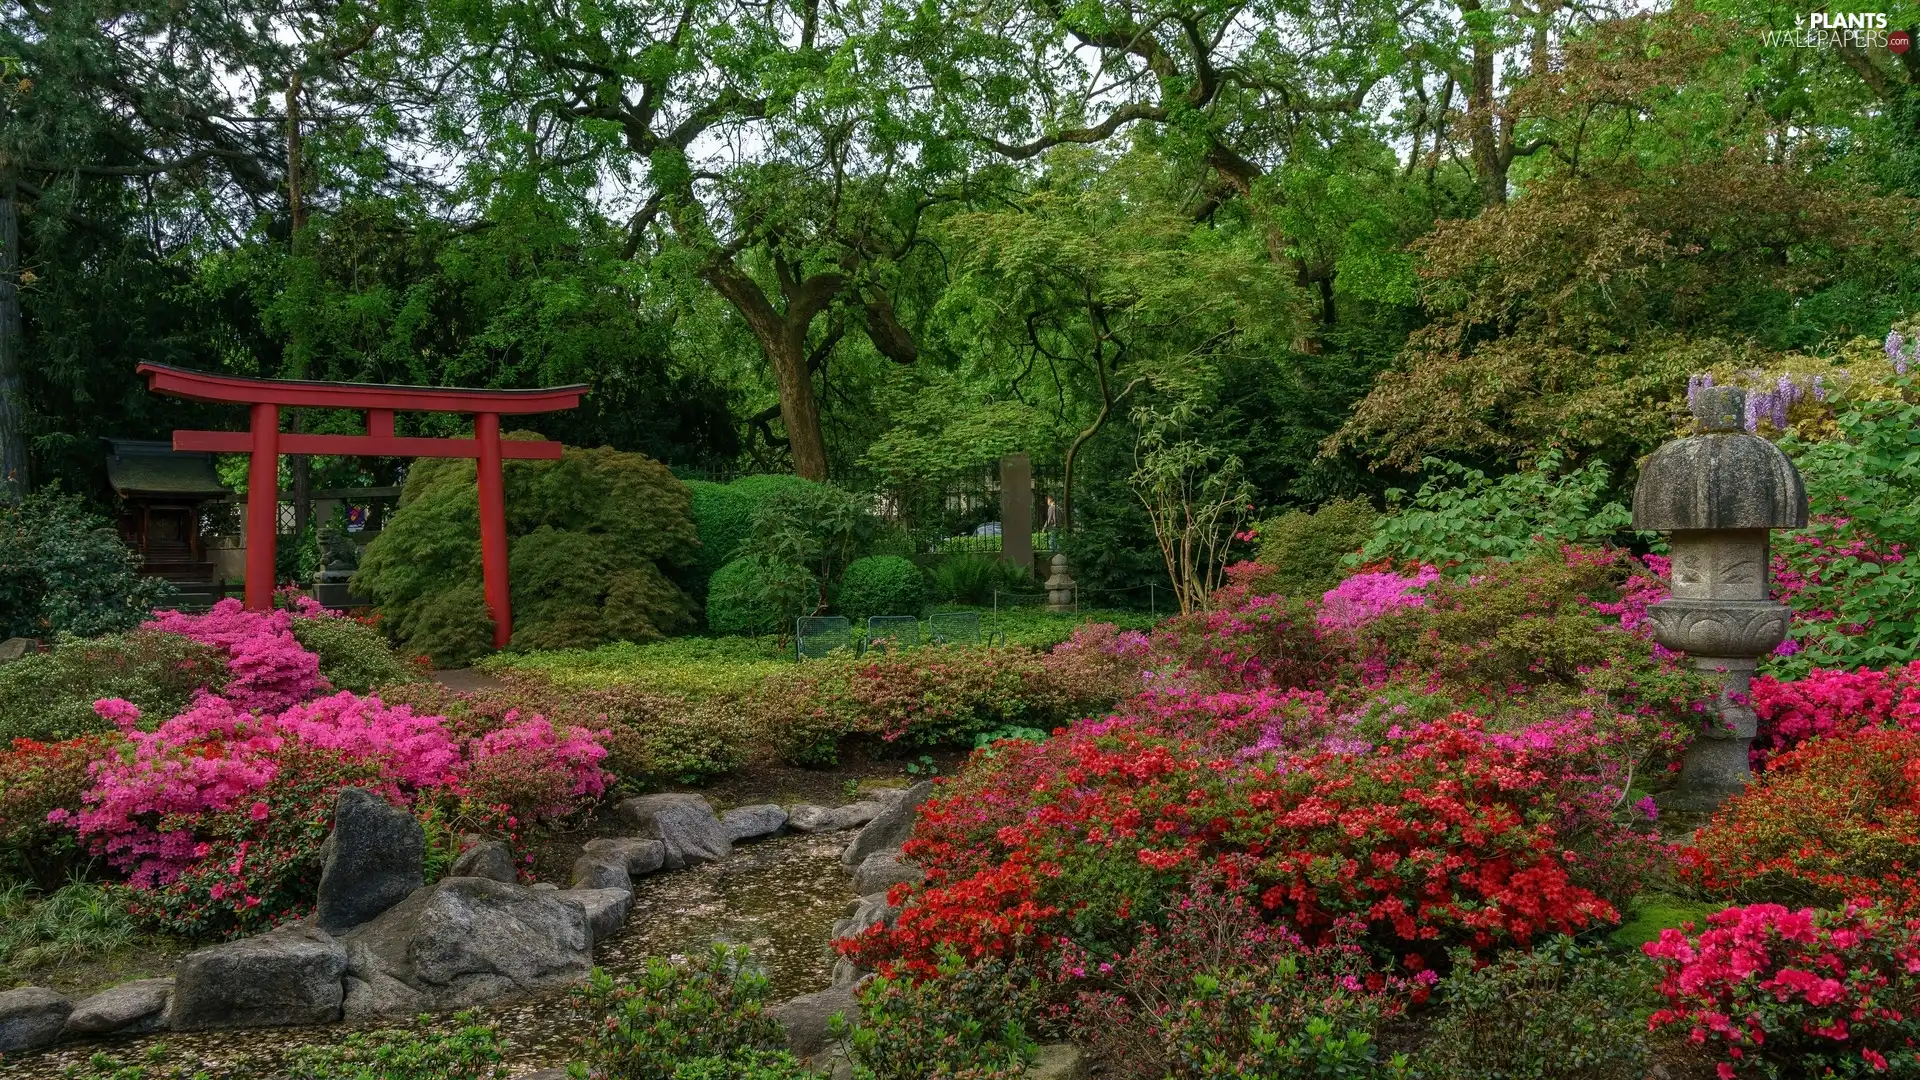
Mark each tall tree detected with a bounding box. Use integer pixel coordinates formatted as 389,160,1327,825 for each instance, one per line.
0,0,294,499
394,0,949,480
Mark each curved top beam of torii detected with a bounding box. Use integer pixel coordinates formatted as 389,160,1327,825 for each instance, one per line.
136,363,588,413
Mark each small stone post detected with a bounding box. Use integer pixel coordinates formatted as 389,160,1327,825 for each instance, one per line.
1632,386,1807,811
1000,453,1033,576
1045,553,1076,612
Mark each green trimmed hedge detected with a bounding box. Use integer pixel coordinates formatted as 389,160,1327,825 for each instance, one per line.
836,555,927,621
0,631,227,742
686,474,822,591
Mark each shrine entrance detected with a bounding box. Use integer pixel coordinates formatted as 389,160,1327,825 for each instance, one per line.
137,363,586,647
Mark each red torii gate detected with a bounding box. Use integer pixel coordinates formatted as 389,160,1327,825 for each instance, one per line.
137,363,587,648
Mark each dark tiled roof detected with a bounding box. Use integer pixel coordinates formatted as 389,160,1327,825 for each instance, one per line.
104,439,231,498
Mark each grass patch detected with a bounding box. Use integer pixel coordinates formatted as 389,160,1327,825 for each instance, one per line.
937,604,1159,648
482,635,791,697
0,880,191,994
484,608,1159,696
1608,892,1720,950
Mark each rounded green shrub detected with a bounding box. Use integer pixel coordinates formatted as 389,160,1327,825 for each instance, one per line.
289,615,421,693
1414,938,1652,1080
0,492,175,639
705,558,810,637
0,630,227,742
355,442,699,667
686,474,823,590
1252,496,1378,598
836,556,927,621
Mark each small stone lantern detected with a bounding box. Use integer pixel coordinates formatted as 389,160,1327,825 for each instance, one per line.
1633,386,1807,811
1045,553,1076,613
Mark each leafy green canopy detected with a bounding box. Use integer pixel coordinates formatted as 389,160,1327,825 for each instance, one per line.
355,442,698,666
1358,454,1642,576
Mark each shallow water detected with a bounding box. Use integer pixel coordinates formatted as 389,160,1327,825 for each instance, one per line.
1,832,856,1079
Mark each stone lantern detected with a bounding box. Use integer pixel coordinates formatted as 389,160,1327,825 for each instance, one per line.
1045,553,1077,613
1632,386,1807,811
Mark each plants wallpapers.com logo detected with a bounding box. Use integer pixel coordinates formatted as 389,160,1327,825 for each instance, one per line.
1762,12,1912,52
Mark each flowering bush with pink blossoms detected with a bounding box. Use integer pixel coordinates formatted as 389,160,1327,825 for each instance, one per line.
55,687,605,934
1643,902,1920,1078
1748,660,1920,763
144,599,330,714
8,596,614,936
1315,566,1438,633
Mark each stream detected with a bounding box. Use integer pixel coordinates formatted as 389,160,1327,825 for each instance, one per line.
0,832,856,1079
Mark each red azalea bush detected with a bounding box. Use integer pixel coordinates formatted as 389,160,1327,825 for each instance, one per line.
843,711,1644,979
833,545,1704,990
1682,727,1920,910
0,734,115,887
1643,902,1920,1078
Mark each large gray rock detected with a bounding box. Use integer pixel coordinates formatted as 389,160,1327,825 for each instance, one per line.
316,788,426,933
561,888,633,945
830,892,899,942
842,782,933,868
0,638,33,667
171,923,348,1030
852,851,924,896
340,876,591,1020
64,978,171,1036
788,801,885,834
448,840,517,884
768,984,860,1063
616,794,730,870
582,837,666,877
571,854,631,892
722,804,788,842
1030,1044,1089,1080
0,986,70,1053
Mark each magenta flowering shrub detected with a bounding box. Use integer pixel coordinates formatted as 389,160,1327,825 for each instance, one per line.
1643,902,1920,1077
41,603,610,936
1748,661,1920,763
1316,566,1438,633
70,693,607,878
463,709,609,819
145,599,329,714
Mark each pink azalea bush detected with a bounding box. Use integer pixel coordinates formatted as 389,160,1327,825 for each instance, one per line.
144,599,329,714
63,693,604,895
28,600,611,936
1315,566,1438,633
1748,661,1920,763
1643,902,1920,1077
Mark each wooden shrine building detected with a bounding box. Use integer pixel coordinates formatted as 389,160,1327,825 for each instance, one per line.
105,438,230,593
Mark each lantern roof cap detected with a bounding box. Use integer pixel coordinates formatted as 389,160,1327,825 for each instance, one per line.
1631,387,1808,531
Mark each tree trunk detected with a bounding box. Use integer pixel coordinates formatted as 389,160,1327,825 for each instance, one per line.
768,331,829,482
1461,0,1507,207
707,265,836,482
0,181,28,500
285,76,315,535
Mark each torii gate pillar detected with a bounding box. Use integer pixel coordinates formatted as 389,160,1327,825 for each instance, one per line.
138,364,587,648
